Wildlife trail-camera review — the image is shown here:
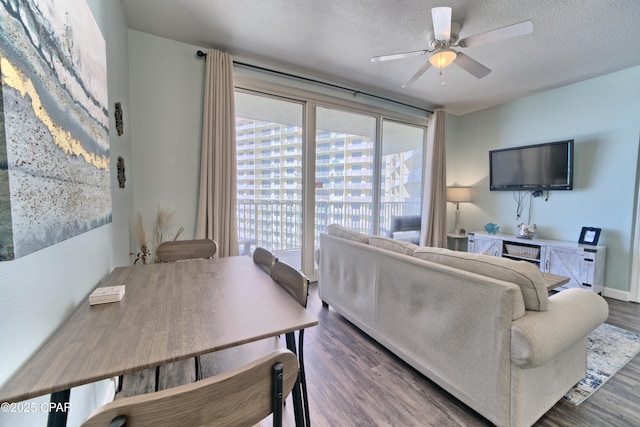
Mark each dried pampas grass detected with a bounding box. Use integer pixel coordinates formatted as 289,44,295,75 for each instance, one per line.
135,212,148,249
133,207,184,264
133,212,150,264
152,207,174,250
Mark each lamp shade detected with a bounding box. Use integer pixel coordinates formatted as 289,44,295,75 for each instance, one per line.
446,187,472,203
429,49,457,68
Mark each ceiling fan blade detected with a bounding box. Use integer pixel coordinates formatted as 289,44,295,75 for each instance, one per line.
370,49,427,62
454,52,491,78
401,61,432,88
431,6,452,41
459,20,533,48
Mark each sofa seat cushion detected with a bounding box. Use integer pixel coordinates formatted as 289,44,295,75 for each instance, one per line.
327,224,369,244
413,247,549,311
368,236,418,255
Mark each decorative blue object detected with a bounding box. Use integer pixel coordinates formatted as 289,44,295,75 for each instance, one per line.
484,223,500,234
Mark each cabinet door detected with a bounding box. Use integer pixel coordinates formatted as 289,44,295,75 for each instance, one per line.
469,236,502,257
546,247,591,290
581,252,596,289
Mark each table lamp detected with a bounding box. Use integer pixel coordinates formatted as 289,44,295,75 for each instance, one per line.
446,187,472,235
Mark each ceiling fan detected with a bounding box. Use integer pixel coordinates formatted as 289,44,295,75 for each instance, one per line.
371,7,533,87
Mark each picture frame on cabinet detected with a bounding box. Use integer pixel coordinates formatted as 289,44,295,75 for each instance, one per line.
579,227,601,246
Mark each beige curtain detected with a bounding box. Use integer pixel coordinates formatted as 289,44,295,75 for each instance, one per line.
420,109,447,248
195,49,239,257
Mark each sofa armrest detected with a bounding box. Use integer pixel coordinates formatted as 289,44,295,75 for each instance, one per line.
511,288,609,368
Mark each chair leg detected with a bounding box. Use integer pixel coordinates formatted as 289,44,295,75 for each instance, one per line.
272,361,284,427
285,332,304,427
154,366,160,392
298,330,311,427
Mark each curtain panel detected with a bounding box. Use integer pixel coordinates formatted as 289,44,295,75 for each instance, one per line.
420,109,447,247
195,49,239,256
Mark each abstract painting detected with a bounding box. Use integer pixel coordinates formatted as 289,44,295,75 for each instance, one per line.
0,0,110,260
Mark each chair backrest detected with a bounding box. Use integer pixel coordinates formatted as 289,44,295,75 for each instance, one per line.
156,239,217,262
253,247,278,274
271,261,308,308
390,215,421,235
82,349,298,427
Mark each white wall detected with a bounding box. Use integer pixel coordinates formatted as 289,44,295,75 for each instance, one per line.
0,0,133,425
447,66,640,296
128,30,205,251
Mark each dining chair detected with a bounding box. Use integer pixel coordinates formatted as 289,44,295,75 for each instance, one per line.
253,246,278,274
198,261,311,427
271,261,308,309
83,349,298,427
155,239,217,262
270,261,310,427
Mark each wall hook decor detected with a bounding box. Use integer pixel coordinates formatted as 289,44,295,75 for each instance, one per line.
115,102,123,136
117,156,126,188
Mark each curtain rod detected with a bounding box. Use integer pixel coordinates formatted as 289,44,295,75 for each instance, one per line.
196,50,432,114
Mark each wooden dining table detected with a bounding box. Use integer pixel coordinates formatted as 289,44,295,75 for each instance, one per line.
0,256,318,427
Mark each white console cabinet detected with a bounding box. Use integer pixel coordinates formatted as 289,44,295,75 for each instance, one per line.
467,232,606,293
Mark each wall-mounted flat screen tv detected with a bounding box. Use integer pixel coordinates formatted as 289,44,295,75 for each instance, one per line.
489,140,574,191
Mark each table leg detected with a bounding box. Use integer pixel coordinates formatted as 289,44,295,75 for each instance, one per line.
286,332,305,427
47,389,70,427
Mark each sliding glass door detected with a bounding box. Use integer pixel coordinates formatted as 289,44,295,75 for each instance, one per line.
234,88,427,275
379,120,425,237
235,91,304,268
314,106,377,245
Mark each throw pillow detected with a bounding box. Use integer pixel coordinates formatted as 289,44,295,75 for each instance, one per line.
326,224,369,244
368,236,418,255
413,247,548,311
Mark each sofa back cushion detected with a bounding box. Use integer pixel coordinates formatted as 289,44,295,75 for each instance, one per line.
327,224,369,244
413,247,548,311
368,236,418,256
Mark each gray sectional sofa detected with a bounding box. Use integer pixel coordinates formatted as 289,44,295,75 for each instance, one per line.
318,224,609,427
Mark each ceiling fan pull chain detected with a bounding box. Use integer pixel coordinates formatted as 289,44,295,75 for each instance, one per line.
439,68,446,86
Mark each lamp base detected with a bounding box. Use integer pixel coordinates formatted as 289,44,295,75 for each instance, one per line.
454,209,462,235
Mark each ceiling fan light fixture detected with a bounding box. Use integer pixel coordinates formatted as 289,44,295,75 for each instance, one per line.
429,49,457,68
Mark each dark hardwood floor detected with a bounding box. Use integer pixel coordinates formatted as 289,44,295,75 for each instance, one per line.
277,285,640,427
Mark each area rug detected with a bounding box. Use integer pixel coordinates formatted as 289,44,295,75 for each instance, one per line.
563,323,640,405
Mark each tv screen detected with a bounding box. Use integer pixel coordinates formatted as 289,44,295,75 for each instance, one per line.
489,140,574,191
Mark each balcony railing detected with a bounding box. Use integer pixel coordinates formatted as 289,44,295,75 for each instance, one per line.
237,200,421,255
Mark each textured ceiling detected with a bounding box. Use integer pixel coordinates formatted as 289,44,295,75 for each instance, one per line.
121,0,640,115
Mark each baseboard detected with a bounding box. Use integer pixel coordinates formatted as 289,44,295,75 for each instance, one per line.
307,271,318,283
602,287,630,301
